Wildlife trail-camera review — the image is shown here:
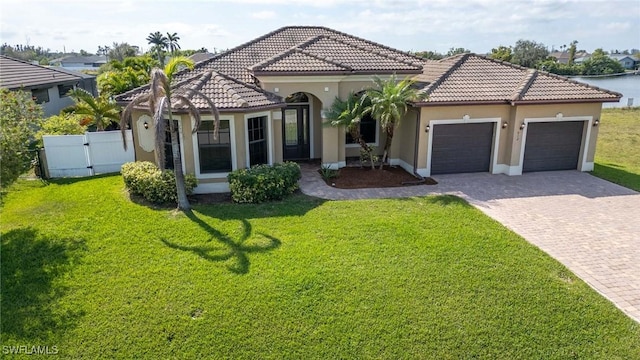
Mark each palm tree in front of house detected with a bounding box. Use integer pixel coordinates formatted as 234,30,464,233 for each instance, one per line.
325,92,375,169
67,88,120,131
166,32,181,55
146,31,169,66
364,75,426,169
120,57,220,211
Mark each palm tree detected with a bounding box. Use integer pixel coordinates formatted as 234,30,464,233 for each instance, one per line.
67,88,120,131
166,32,181,55
120,57,220,211
146,31,169,66
364,75,426,169
325,92,375,169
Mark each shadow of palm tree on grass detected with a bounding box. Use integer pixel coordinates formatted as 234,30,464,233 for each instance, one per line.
1,227,86,342
160,212,280,274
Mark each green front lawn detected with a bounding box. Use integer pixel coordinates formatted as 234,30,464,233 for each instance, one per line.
593,107,640,191
1,176,639,359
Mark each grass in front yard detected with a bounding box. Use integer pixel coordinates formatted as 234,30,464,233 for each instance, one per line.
1,175,639,359
594,107,640,191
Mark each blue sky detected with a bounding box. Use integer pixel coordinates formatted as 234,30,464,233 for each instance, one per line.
1,0,639,55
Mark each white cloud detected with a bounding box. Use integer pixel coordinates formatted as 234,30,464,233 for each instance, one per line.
250,10,276,19
604,22,631,31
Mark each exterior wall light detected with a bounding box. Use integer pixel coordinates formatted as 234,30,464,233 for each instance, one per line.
519,123,526,130
502,122,508,128
593,119,600,127
425,124,430,133
143,121,149,129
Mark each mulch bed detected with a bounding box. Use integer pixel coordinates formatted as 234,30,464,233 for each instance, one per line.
321,165,437,189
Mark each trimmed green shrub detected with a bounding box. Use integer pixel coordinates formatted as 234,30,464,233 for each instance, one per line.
121,161,197,204
227,162,301,203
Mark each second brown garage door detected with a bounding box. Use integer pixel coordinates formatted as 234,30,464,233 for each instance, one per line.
431,122,494,175
523,121,584,172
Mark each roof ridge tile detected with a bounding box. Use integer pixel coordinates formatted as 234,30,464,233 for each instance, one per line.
423,53,470,95
512,69,538,102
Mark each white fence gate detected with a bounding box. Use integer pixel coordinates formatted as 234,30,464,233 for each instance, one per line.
43,130,135,178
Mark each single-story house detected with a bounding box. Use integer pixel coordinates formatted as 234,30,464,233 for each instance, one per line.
0,55,97,117
607,54,638,70
116,26,621,194
51,55,107,72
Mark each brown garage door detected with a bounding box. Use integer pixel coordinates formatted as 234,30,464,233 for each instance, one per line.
523,121,584,172
431,122,494,175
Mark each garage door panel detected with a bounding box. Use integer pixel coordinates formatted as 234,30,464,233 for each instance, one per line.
523,121,583,172
431,123,494,175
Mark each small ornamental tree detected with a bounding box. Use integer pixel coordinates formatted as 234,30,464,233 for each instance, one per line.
0,88,43,189
325,92,375,169
364,75,426,169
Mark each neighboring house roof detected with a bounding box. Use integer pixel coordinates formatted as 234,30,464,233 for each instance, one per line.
0,55,84,89
608,54,636,61
117,70,284,113
50,66,97,79
59,55,107,64
189,52,216,63
413,54,621,106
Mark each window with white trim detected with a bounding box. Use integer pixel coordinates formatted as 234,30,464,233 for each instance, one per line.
247,115,268,166
197,120,231,173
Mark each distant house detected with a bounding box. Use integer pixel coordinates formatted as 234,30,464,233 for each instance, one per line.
575,54,638,70
0,55,97,116
608,54,637,70
51,55,107,71
549,51,589,64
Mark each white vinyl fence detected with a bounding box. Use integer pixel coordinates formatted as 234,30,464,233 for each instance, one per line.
42,130,134,178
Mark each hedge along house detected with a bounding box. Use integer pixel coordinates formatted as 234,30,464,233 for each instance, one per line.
116,26,621,193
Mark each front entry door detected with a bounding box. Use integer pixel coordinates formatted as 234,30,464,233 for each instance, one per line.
282,105,310,160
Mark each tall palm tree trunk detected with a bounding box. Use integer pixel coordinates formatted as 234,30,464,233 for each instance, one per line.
167,109,190,211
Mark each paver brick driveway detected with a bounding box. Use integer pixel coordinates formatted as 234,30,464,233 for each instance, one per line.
300,166,640,322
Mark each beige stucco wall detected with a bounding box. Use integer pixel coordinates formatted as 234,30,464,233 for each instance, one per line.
259,75,393,168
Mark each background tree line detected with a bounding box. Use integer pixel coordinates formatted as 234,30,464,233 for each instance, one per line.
412,39,634,76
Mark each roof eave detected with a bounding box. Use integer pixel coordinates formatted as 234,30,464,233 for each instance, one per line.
172,103,287,114
413,100,509,107
252,69,422,77
511,97,622,105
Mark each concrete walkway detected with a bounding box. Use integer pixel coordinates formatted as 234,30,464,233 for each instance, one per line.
299,163,640,323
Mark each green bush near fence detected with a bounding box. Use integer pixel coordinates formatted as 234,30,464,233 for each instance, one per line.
227,162,301,203
121,161,197,204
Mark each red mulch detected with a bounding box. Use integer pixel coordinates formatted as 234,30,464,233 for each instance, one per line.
322,166,437,189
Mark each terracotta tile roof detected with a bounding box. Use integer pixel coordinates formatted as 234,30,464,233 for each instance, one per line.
119,26,424,108
252,48,350,73
251,35,423,75
414,54,622,105
174,26,424,84
0,55,84,89
116,70,284,112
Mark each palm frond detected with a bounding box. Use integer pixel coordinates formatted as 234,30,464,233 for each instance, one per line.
164,56,194,81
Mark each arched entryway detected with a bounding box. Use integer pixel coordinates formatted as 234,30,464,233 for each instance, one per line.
282,92,311,160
